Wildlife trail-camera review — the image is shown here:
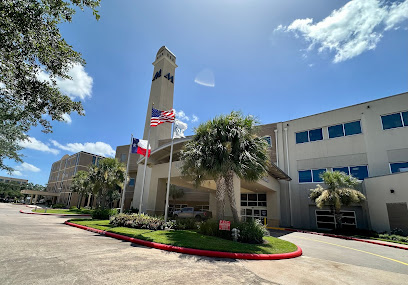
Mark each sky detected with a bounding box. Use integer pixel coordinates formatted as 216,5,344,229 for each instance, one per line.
2,0,408,185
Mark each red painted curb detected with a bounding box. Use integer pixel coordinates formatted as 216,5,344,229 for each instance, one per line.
19,209,91,217
270,227,408,251
65,221,302,260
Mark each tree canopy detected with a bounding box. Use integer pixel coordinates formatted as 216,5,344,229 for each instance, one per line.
309,171,366,229
180,111,270,221
0,0,100,172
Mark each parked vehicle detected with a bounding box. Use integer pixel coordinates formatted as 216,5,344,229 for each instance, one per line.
173,207,212,221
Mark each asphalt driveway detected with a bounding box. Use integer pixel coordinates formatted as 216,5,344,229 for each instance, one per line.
1,203,407,285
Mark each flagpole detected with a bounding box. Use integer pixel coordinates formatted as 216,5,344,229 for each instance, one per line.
164,120,176,222
139,104,153,213
120,134,133,214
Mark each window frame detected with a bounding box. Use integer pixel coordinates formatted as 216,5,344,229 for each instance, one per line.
295,128,324,144
381,111,408,130
328,120,362,139
262,136,272,148
389,162,408,174
298,168,327,183
332,165,369,180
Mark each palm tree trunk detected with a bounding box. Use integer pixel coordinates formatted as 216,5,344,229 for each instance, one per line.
225,171,239,223
334,209,343,230
215,176,226,220
78,193,83,209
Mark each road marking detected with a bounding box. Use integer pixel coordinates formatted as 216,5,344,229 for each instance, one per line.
293,235,408,266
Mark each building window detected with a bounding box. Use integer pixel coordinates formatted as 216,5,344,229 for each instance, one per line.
316,210,356,230
296,128,323,144
262,136,272,148
296,131,309,144
381,111,407,130
128,178,135,186
240,193,267,207
299,169,326,183
333,165,368,180
299,170,312,183
328,121,362,138
92,156,96,165
120,153,127,162
328,124,344,138
390,162,408,173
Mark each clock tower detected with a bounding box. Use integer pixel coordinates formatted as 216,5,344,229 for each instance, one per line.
143,46,178,149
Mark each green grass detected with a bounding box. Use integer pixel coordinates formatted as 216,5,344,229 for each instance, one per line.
68,219,298,254
33,208,92,214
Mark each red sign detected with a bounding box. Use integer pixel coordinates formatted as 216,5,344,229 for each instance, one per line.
219,220,231,231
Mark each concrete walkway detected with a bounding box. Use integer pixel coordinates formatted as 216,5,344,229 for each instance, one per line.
1,203,408,285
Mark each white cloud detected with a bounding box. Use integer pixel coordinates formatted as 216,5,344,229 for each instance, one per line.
12,170,23,176
19,137,60,155
15,162,41,173
175,109,190,121
194,68,215,87
174,119,188,138
61,113,72,124
277,0,408,63
37,63,93,100
191,115,199,123
50,140,115,157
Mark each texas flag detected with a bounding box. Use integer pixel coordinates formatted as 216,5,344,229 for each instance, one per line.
131,138,151,157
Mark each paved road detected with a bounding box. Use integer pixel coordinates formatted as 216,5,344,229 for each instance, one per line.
1,203,407,285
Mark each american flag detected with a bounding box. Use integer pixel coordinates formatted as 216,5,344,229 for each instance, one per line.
150,107,175,127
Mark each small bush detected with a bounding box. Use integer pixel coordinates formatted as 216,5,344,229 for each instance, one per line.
379,233,408,243
92,208,118,220
198,219,268,244
174,218,198,230
390,228,405,236
52,203,65,209
110,213,168,230
125,207,139,214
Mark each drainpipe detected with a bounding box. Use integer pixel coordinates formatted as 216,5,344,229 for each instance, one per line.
274,129,279,167
284,127,293,227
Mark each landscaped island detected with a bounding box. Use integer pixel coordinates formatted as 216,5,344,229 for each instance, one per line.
69,219,298,254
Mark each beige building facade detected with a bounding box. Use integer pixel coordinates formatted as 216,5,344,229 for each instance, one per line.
46,151,105,207
275,92,408,232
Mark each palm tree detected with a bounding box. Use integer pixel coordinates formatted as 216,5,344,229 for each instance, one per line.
309,171,366,229
70,171,92,209
88,158,126,209
180,111,269,222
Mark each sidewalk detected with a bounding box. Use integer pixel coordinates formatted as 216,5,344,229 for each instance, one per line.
268,226,408,250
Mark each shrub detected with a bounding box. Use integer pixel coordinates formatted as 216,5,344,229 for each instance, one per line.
390,228,405,236
92,208,118,220
173,218,198,230
198,219,268,244
379,233,408,243
110,213,168,230
52,203,65,209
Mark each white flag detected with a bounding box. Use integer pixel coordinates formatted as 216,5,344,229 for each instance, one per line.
173,119,187,138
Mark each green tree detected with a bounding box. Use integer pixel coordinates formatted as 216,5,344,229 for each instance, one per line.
70,170,92,209
309,171,366,229
0,0,100,172
89,158,126,209
180,111,270,222
169,184,184,204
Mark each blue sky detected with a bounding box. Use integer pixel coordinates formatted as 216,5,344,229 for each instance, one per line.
3,0,408,185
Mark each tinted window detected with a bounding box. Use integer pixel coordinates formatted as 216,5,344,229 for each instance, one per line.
381,113,403,130
299,170,312,183
312,169,326,182
333,167,349,175
129,178,135,186
263,136,272,147
258,194,267,201
296,131,309,144
328,124,344,138
344,121,362,136
350,165,368,180
390,162,408,173
241,194,247,201
248,194,257,201
402,111,408,126
309,128,323,141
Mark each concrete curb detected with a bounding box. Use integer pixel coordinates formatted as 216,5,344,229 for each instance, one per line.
65,221,303,260
267,226,408,251
19,209,91,217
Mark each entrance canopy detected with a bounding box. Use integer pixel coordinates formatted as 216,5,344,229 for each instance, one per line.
21,190,60,197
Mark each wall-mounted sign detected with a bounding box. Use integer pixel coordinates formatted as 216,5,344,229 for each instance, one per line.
152,69,161,81
261,210,267,217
